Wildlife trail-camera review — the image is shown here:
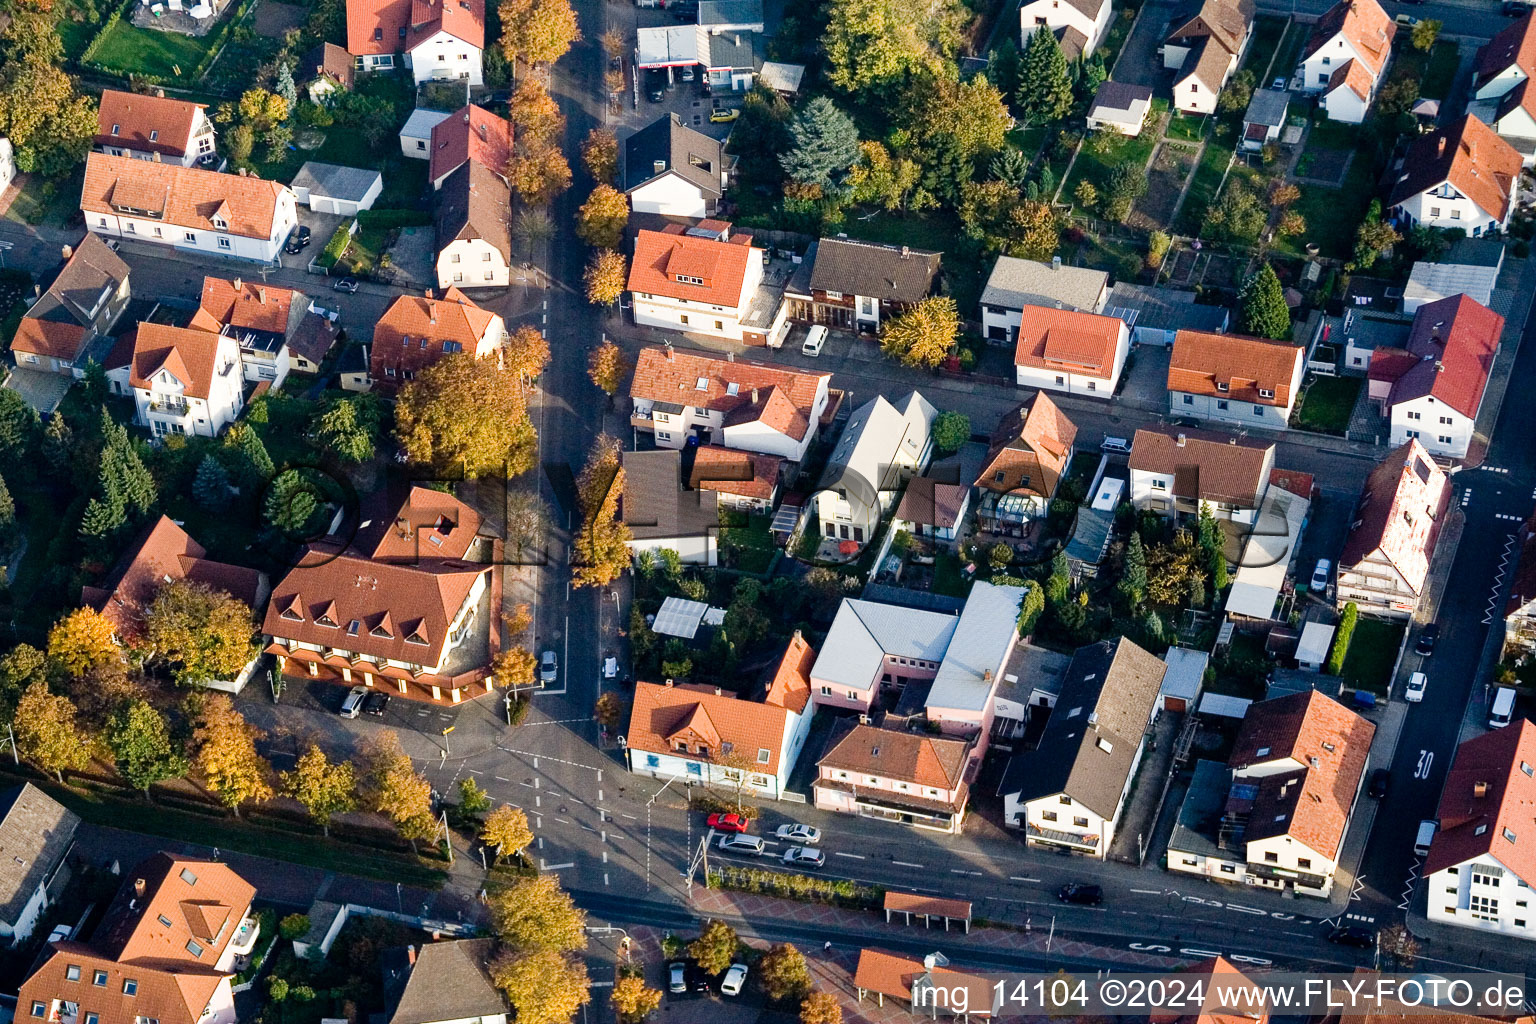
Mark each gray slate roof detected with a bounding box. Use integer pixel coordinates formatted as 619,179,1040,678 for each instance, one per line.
1106,282,1231,333
30,232,130,328
999,637,1167,819
623,114,725,197
980,255,1107,313
813,598,959,691
620,449,719,542
1167,758,1233,859
435,159,512,260
0,783,80,927
401,108,452,141
807,238,941,303
927,581,1023,713
291,162,382,202
708,31,757,69
1243,88,1290,128
1090,81,1154,117
384,939,506,1024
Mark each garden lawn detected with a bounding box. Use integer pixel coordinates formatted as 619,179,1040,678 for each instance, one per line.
1270,20,1309,83
1276,151,1374,259
1340,617,1404,694
1293,375,1361,434
721,514,776,574
1166,112,1208,143
1241,15,1287,75
88,18,215,79
1420,42,1459,101
252,127,429,208
1174,139,1232,235
1063,100,1167,206
934,552,971,598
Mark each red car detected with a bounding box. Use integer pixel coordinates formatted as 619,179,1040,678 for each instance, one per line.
707,812,751,833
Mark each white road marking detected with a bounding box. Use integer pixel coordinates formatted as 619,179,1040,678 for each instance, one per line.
1011,877,1041,883
541,860,575,870
892,861,924,868
495,776,510,782
1131,888,1163,895
555,817,571,825
833,852,865,860
621,813,637,820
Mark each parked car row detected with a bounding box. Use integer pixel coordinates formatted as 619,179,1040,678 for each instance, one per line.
668,957,748,997
338,685,389,718
707,814,826,866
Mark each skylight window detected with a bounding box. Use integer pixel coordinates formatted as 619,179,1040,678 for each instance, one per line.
180,868,198,885
1506,827,1518,843
726,382,739,396
695,377,708,390
1256,746,1271,757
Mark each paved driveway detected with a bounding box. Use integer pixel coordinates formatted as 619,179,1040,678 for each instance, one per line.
1108,0,1174,87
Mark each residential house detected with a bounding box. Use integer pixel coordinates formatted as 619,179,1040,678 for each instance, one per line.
624,634,818,800
1335,438,1452,617
620,449,720,566
688,445,782,513
892,477,970,547
1012,303,1131,397
81,153,299,264
814,723,973,833
1403,237,1504,312
346,0,485,86
1295,0,1395,123
115,323,245,439
190,275,306,389
287,304,340,374
1367,293,1503,459
980,256,1109,344
628,227,783,343
622,114,729,218
297,42,355,104
973,393,1077,534
1105,282,1230,345
1086,81,1154,135
812,391,937,551
94,89,216,166
627,346,832,461
697,0,765,33
17,854,258,1024
808,598,958,715
1425,719,1536,939
1019,0,1112,60
428,105,511,190
1503,508,1536,656
999,637,1169,858
369,288,506,395
0,784,79,947
1387,115,1522,236
922,580,1025,752
1162,0,1255,114
783,238,942,334
339,344,372,391
10,233,130,378
400,108,451,160
1167,328,1305,428
1242,88,1289,150
1168,690,1375,897
381,939,506,1024
1127,426,1276,524
435,159,512,289
1471,12,1536,160
290,162,383,215
263,486,494,704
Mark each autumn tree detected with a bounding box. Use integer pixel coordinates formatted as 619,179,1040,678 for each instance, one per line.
492,646,538,693
0,644,48,721
488,874,588,952
690,920,738,976
481,804,534,862
107,699,189,794
505,495,551,560
360,730,435,841
594,692,623,730
396,353,537,479
758,943,812,1002
193,695,273,815
509,144,572,206
0,13,98,176
588,340,633,395
510,79,566,149
503,325,552,386
584,249,627,306
581,127,619,183
801,992,843,1024
959,180,1059,259
498,0,580,67
491,950,591,1024
847,141,928,212
572,434,632,589
281,744,358,836
879,296,959,369
822,0,950,98
46,607,121,677
1411,18,1441,51
143,580,256,686
610,975,662,1024
576,184,630,249
13,680,90,782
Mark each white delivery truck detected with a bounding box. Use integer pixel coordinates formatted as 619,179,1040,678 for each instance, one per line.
1490,685,1517,729
1414,820,1437,858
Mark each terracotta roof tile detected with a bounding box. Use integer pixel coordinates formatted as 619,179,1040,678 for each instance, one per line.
763,632,815,714
370,288,502,393
429,105,511,185
688,445,782,501
628,229,758,309
1425,719,1536,883
347,0,484,54
1303,0,1395,77
197,276,298,335
299,42,355,89
629,347,829,443
128,323,235,401
626,680,796,774
96,854,254,966
852,949,991,1010
11,318,90,361
95,90,206,159
1387,115,1522,224
976,393,1078,498
1013,305,1125,378
353,485,482,562
895,477,970,529
82,153,289,240
1339,439,1451,596
1370,293,1503,420
1476,10,1536,88
818,723,969,791
1325,58,1377,100
1169,329,1302,406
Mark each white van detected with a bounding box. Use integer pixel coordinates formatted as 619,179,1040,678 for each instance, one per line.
802,325,828,357
1490,686,1517,729
1414,820,1437,857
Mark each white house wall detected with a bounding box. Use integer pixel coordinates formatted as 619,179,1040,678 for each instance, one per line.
1170,390,1293,428
1395,188,1504,236
1298,36,1366,93
629,174,709,218
408,31,483,86
1428,855,1536,939
1322,86,1370,124
1390,395,1475,459
627,534,718,566
86,194,297,264
437,239,511,288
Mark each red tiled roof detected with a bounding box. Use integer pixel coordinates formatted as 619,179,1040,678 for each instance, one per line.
82,153,289,240
1425,720,1536,883
1168,329,1303,406
688,445,782,501
630,347,828,443
763,632,815,714
193,276,299,335
370,288,501,393
353,485,482,562
347,0,484,54
975,393,1077,498
626,680,796,774
882,892,972,919
818,723,969,791
95,90,206,159
628,229,757,309
128,323,232,401
1339,439,1451,597
895,477,970,529
1013,304,1125,379
852,949,992,1012
1325,58,1377,100
1303,0,1395,77
1152,957,1270,1024
429,105,511,185
1388,115,1522,225
1370,293,1504,420
1269,467,1313,498
1476,11,1536,89
11,319,89,361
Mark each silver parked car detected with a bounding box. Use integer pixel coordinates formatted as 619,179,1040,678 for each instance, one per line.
539,650,558,685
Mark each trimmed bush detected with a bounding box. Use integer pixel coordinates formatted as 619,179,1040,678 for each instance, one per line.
708,866,883,909
1326,602,1358,676
358,208,434,229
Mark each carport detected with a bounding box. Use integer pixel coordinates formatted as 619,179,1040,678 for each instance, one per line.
883,892,972,932
290,162,384,216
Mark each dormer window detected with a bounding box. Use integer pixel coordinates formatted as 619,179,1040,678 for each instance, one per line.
1258,388,1274,399
371,623,393,639
149,130,158,142
695,377,708,390
677,274,704,286
1216,381,1229,392
405,630,428,646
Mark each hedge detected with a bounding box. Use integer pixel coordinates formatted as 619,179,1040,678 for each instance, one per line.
77,0,133,66
708,866,884,909
317,222,353,268
358,208,434,229
1326,601,1358,676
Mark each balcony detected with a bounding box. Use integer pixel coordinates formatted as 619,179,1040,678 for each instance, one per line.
149,397,191,415
1026,823,1102,852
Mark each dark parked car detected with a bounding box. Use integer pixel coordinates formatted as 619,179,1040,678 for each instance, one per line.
1057,883,1103,906
1327,926,1375,948
1415,623,1439,656
671,2,698,20
332,277,359,293
645,68,667,102
284,225,312,254
363,691,390,717
1368,767,1389,799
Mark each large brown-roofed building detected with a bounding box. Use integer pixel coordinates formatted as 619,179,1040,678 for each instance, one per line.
1163,0,1255,113
95,90,216,166
1295,0,1395,124
381,939,506,1024
191,276,314,388
428,105,510,189
688,445,783,513
112,322,246,439
974,393,1077,535
346,0,486,86
815,723,973,834
369,287,506,395
628,227,779,344
1387,115,1522,236
9,233,130,381
1168,329,1305,428
435,159,513,289
622,114,730,219
1336,438,1451,617
782,237,942,334
1012,304,1131,396
18,854,257,1024
1128,426,1276,522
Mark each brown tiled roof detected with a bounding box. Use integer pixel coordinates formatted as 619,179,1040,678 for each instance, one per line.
688,445,782,501
1302,0,1395,77
805,237,942,304
11,318,90,361
1168,329,1303,406
1230,689,1376,859
385,939,505,1024
1179,35,1235,93
370,288,500,392
13,233,130,359
352,486,482,563
1371,293,1504,420
1325,58,1377,101
895,477,970,529
1387,115,1522,224
976,393,1078,498
128,323,234,401
852,949,991,1011
763,632,814,714
628,229,757,309
1128,427,1273,507
882,892,971,919
630,347,828,443
429,105,511,185
1339,439,1451,596
1425,719,1536,883
193,276,299,335
1013,304,1125,378
95,90,205,159
435,159,512,260
1477,11,1536,88
818,723,969,791
626,680,796,773
347,0,484,54
0,784,79,928
82,153,290,240
1165,0,1254,53
81,515,265,641
289,311,340,367
299,42,355,90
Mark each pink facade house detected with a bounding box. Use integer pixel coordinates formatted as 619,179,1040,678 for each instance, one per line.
813,723,973,833
809,600,956,714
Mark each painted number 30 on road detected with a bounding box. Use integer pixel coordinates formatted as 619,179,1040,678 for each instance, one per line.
1415,750,1433,780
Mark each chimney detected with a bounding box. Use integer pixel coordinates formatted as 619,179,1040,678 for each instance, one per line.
1052,255,1062,271
233,276,242,291
258,288,266,304
428,302,437,324
751,387,759,403
406,945,417,965
714,687,722,695
900,245,910,259
653,159,666,175
1437,136,1447,158
61,244,73,260
1176,433,1187,447
727,350,735,362
665,343,674,361
1474,780,1490,798
665,678,675,686
134,877,146,898
155,88,165,98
